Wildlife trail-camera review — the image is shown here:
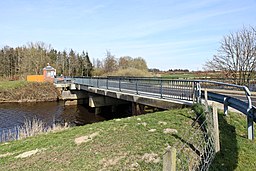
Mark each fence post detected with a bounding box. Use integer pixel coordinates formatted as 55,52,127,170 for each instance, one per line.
212,103,220,152
163,146,176,171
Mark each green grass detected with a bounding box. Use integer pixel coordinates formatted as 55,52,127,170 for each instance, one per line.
162,73,197,79
0,108,200,171
0,108,255,170
209,111,256,171
0,80,28,90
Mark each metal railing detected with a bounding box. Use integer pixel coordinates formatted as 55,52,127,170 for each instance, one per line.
56,76,255,140
74,77,197,102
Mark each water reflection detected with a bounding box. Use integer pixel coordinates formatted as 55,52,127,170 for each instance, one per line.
0,102,105,132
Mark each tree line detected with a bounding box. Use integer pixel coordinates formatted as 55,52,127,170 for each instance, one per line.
0,42,150,79
0,42,92,79
92,51,150,77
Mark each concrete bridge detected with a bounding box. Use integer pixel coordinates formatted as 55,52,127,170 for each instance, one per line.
55,77,256,140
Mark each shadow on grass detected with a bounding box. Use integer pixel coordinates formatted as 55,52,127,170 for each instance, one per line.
209,114,238,171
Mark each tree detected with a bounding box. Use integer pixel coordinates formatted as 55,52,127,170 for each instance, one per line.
103,50,118,73
205,26,256,85
79,51,92,76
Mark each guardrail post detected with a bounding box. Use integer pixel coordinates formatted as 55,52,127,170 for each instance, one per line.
247,112,254,140
97,77,99,88
223,97,229,116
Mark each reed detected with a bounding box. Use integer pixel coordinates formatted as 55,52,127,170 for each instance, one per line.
0,118,69,143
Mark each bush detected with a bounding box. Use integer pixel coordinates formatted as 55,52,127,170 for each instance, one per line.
104,68,152,77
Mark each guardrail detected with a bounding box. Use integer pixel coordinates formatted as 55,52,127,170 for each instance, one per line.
55,77,255,140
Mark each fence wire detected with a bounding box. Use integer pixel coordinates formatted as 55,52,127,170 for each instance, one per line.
170,104,216,171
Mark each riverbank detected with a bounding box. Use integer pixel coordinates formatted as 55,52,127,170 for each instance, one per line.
0,108,255,170
0,81,60,103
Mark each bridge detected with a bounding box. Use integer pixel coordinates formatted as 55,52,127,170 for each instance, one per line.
55,77,256,140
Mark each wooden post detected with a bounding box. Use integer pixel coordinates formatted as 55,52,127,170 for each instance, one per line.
163,146,176,171
212,103,220,152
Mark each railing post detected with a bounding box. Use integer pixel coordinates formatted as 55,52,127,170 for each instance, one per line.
97,77,99,88
160,80,163,98
194,82,201,103
119,77,121,91
136,79,138,94
106,78,109,89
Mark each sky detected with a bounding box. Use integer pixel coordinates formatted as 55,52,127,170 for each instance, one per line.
0,0,255,71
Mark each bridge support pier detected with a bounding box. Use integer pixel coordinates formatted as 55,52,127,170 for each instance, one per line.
132,103,146,116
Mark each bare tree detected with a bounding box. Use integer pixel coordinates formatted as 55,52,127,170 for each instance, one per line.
205,26,256,85
103,50,118,73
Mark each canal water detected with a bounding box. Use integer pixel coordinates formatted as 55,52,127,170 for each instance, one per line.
0,102,107,142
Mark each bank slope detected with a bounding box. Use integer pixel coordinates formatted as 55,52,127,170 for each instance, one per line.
0,108,255,170
0,81,59,102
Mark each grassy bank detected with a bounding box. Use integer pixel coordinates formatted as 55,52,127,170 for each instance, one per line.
0,81,59,102
0,108,255,170
0,108,202,170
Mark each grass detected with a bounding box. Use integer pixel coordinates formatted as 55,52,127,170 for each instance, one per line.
0,80,28,91
209,111,256,171
0,108,255,170
162,73,197,79
0,108,201,171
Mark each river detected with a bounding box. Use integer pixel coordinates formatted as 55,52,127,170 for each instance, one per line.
0,102,106,142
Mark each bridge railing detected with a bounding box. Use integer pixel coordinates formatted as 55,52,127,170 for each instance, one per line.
74,77,197,102
61,76,255,139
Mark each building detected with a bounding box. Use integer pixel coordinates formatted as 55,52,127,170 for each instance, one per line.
27,63,56,82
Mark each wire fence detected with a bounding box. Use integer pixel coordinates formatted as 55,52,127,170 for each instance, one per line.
163,103,217,171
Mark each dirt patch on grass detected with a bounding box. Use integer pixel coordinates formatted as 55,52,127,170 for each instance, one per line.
75,132,99,145
0,152,14,158
99,153,127,170
163,128,178,134
15,148,46,159
158,121,167,125
141,153,160,163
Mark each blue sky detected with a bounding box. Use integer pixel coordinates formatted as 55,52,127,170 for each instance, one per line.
0,0,255,71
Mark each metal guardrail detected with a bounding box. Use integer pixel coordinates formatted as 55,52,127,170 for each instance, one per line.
55,77,255,140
